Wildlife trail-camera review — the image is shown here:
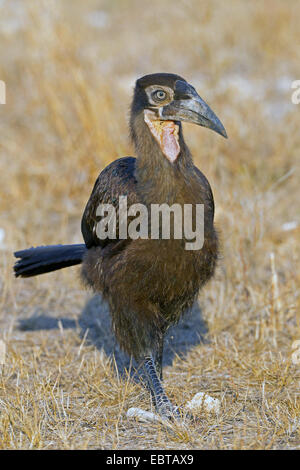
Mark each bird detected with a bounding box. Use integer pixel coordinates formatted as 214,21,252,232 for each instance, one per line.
14,73,227,419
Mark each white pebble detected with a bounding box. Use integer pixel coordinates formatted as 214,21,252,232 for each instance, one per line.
127,407,161,423
186,392,220,414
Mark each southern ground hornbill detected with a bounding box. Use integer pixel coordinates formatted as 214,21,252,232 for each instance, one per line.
14,73,227,419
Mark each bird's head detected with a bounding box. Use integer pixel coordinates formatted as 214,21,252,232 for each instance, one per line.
131,73,227,163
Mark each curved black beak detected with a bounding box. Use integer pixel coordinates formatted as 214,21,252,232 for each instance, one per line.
160,80,227,138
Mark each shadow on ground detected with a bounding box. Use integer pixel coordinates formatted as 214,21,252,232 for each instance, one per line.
18,295,208,375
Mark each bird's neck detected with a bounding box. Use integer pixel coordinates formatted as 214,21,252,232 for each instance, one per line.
132,114,194,204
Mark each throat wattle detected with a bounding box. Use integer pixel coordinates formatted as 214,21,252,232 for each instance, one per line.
144,110,180,163
161,121,180,162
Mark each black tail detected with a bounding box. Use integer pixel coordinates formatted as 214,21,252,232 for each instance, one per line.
14,244,87,278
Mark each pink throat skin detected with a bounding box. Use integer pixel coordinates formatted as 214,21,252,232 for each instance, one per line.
144,110,180,163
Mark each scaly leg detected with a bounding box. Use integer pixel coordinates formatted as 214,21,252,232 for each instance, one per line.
142,355,180,419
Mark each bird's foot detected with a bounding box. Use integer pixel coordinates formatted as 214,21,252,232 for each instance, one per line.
155,397,181,421
156,399,199,422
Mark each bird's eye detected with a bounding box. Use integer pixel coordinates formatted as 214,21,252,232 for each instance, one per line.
152,90,167,102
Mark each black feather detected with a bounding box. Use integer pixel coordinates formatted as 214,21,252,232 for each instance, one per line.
14,244,87,277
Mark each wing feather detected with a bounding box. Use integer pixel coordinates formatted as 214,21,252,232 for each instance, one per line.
81,157,139,248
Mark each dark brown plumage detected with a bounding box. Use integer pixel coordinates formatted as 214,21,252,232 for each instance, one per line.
14,73,227,418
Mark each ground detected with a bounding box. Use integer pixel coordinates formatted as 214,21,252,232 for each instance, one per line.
0,0,299,449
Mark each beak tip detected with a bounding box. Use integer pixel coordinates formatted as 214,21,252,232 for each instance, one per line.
214,122,228,139
205,106,227,139
221,128,228,139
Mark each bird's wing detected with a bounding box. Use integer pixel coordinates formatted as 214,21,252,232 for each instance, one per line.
81,157,140,249
193,165,215,220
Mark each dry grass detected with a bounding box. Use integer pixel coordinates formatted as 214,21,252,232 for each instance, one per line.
0,0,299,449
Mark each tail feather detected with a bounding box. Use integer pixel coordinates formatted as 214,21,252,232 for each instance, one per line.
14,244,87,277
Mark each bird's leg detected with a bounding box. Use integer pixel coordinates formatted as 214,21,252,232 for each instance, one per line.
142,355,180,419
154,333,164,382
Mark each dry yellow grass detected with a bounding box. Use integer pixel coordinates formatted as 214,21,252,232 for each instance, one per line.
0,0,299,449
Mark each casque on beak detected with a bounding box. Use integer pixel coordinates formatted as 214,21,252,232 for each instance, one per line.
159,80,227,138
